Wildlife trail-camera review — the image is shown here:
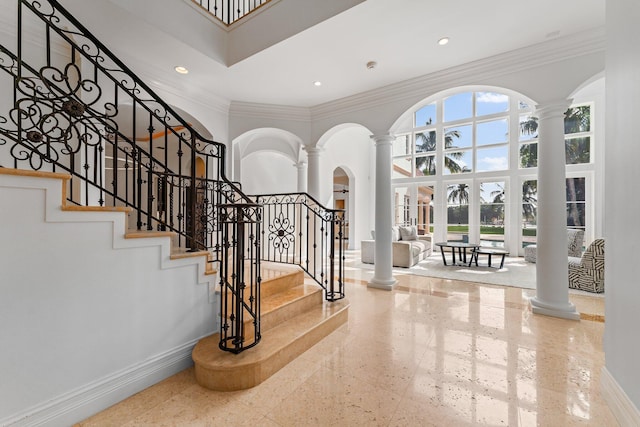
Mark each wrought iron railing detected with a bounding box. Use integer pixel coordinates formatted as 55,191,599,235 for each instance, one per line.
0,0,344,354
253,193,345,301
0,0,247,250
218,203,262,353
192,0,272,25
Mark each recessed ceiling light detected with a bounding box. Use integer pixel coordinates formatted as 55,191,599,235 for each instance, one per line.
366,61,377,70
314,81,322,86
174,66,189,74
438,37,449,46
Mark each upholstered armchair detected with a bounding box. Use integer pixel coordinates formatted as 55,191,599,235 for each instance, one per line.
524,229,584,263
568,239,604,293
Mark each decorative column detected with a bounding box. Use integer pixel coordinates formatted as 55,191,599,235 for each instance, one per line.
294,161,308,193
304,146,323,200
368,134,397,290
530,100,580,320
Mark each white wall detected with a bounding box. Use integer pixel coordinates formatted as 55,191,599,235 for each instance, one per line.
0,173,217,426
321,125,373,249
240,151,298,195
226,0,366,66
603,0,640,421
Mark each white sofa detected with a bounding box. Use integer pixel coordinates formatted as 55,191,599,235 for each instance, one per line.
361,226,432,268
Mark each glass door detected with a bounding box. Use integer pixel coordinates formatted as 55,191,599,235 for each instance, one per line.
446,181,471,242
393,184,434,235
478,180,506,248
521,178,538,250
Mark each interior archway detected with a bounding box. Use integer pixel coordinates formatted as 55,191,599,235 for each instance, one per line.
333,167,351,244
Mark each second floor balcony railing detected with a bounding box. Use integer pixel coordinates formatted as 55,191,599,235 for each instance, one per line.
193,0,272,25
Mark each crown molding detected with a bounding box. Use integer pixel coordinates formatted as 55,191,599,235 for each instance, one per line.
310,27,606,121
230,101,311,122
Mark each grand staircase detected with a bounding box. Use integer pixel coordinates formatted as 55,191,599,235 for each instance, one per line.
0,1,348,416
1,166,348,401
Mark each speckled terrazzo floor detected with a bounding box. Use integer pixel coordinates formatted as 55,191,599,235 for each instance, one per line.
77,258,615,426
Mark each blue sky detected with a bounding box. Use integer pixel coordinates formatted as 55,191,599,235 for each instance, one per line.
414,92,514,174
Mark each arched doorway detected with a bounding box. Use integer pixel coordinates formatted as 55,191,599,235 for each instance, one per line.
333,167,350,244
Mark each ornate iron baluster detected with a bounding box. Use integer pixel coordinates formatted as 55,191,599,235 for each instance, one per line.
218,203,262,353
252,192,345,302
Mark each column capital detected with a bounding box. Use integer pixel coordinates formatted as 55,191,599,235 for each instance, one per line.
534,99,573,120
293,161,307,169
303,146,324,155
370,133,395,146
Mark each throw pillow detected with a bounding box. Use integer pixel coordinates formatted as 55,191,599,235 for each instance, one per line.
399,225,418,241
391,226,400,241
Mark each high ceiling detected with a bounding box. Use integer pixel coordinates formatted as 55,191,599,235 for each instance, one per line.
67,0,606,108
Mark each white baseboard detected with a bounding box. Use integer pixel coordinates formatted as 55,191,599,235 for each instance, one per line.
601,366,640,427
2,338,203,427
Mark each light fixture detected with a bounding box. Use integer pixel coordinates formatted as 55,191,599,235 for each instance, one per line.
366,61,377,70
174,66,189,74
438,37,449,46
313,81,322,86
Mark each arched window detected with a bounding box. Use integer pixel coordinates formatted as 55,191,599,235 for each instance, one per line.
392,89,595,254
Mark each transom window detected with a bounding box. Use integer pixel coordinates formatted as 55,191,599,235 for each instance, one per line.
394,91,517,179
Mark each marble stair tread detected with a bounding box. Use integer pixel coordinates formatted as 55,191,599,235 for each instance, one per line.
260,284,323,332
262,283,322,315
220,283,322,337
193,298,349,391
259,265,305,298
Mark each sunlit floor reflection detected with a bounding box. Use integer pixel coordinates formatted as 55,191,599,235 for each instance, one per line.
79,255,616,426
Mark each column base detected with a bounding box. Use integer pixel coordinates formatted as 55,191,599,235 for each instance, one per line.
368,277,397,291
530,297,580,320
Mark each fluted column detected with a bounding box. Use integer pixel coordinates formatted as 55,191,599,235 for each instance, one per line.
304,146,323,200
294,161,308,193
530,100,580,320
368,134,397,290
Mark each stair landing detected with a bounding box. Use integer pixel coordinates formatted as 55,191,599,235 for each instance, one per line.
192,263,349,391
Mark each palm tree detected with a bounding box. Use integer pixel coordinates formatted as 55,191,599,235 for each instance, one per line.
415,120,465,175
520,116,539,138
564,106,590,134
520,107,589,227
447,183,469,204
565,137,590,164
490,184,505,204
477,183,505,225
519,106,590,165
486,182,537,221
522,180,537,223
447,183,470,226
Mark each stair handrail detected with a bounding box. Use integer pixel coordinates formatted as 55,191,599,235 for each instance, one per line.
252,191,345,301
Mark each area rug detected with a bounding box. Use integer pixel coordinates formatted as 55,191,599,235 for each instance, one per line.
347,252,536,289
